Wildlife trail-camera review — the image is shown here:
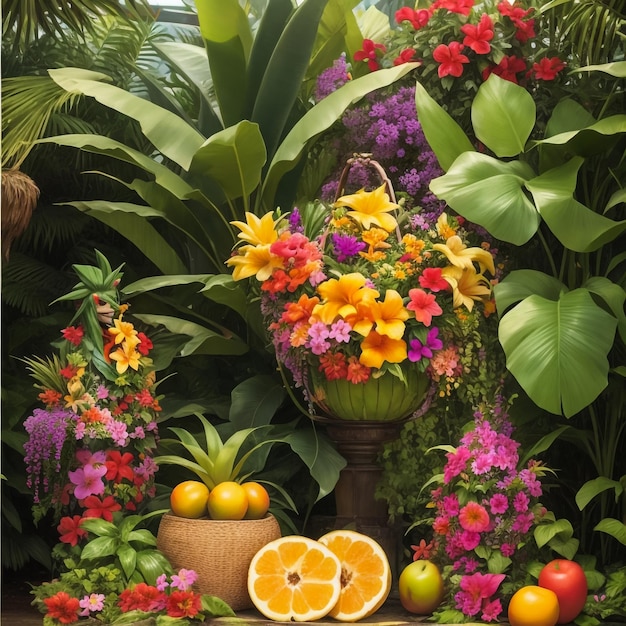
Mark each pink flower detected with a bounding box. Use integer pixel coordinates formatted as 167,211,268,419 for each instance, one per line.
459,530,481,550
432,41,469,78
444,446,471,483
418,267,448,292
170,569,198,591
459,501,490,532
407,288,443,326
513,491,529,512
454,572,506,617
68,463,107,500
489,493,509,515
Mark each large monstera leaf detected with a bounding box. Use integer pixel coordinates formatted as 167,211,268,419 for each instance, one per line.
496,277,618,417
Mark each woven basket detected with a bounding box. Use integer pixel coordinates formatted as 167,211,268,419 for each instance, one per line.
156,513,281,610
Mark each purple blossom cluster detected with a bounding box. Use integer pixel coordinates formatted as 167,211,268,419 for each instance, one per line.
319,84,446,216
426,396,548,621
24,408,74,503
314,53,350,102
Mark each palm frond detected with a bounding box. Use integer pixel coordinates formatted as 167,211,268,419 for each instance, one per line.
2,0,153,51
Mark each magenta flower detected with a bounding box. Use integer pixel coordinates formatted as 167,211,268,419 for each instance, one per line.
489,493,509,515
408,327,443,362
68,463,107,500
171,569,198,591
454,572,506,618
329,319,352,343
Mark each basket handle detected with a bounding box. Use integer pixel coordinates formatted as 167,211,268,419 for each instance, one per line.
334,153,397,204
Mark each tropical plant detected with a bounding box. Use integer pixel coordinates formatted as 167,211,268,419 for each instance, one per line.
415,66,626,566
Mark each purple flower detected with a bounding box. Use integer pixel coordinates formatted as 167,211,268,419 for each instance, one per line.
331,233,366,262
329,319,352,343
408,327,443,362
314,54,349,102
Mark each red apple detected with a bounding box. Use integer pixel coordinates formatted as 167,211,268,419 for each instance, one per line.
538,559,588,624
398,559,444,614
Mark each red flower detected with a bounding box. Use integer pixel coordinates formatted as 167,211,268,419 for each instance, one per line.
354,39,387,71
514,17,535,43
432,0,474,16
411,539,435,560
38,388,63,406
82,495,122,521
394,48,417,66
105,451,135,483
532,57,566,80
497,1,533,21
482,55,527,83
432,41,469,78
166,590,202,618
318,351,348,380
61,325,84,346
395,7,430,29
136,332,153,356
43,591,80,624
118,583,167,613
59,364,79,379
460,13,494,54
57,515,87,547
135,388,155,407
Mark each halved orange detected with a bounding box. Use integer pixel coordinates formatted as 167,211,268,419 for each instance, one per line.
247,535,341,621
318,529,392,622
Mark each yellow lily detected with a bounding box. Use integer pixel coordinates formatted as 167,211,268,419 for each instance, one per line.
109,341,142,374
442,266,492,311
334,183,400,232
433,235,496,276
353,289,408,340
359,330,407,369
108,318,139,347
313,273,379,325
226,244,283,281
231,212,278,246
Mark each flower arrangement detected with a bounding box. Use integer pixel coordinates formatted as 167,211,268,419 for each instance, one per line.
23,252,161,528
227,155,503,420
34,567,234,624
351,0,566,133
413,395,552,622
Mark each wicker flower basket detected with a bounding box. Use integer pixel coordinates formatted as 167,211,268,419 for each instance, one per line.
156,513,281,610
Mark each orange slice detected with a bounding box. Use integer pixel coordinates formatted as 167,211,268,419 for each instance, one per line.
318,529,392,622
247,535,341,621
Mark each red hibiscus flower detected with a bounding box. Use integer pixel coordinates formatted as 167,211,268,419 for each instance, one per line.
82,495,122,521
432,0,474,16
432,41,469,78
460,13,494,54
354,39,387,71
61,325,84,346
59,364,79,379
514,17,535,43
394,48,417,66
532,57,566,80
395,7,430,29
136,332,153,355
119,583,167,613
105,451,135,483
57,515,87,547
44,591,80,624
166,590,202,618
482,55,527,83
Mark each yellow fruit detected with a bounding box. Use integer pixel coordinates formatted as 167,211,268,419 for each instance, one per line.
207,481,248,520
169,480,209,519
318,530,391,622
242,482,270,519
248,535,342,621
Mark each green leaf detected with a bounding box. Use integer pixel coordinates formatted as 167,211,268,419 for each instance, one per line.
520,425,571,466
200,594,237,617
48,68,205,169
527,158,626,252
189,121,266,206
472,74,536,157
79,517,117,537
414,80,474,172
133,314,248,356
135,550,175,585
585,277,626,344
494,270,566,315
576,476,624,510
534,517,574,549
80,536,118,560
213,427,259,483
127,530,158,547
594,519,626,546
498,290,617,416
576,61,626,77
429,152,539,245
117,544,137,579
252,0,329,160
230,375,286,429
197,0,252,126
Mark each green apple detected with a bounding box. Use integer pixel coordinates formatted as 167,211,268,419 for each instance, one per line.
398,559,444,614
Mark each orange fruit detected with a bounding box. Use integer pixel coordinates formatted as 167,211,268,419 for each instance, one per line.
247,535,342,621
170,480,209,519
242,481,270,519
508,585,560,626
318,529,391,621
207,481,248,520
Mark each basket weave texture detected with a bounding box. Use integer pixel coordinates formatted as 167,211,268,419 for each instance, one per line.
156,513,281,610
